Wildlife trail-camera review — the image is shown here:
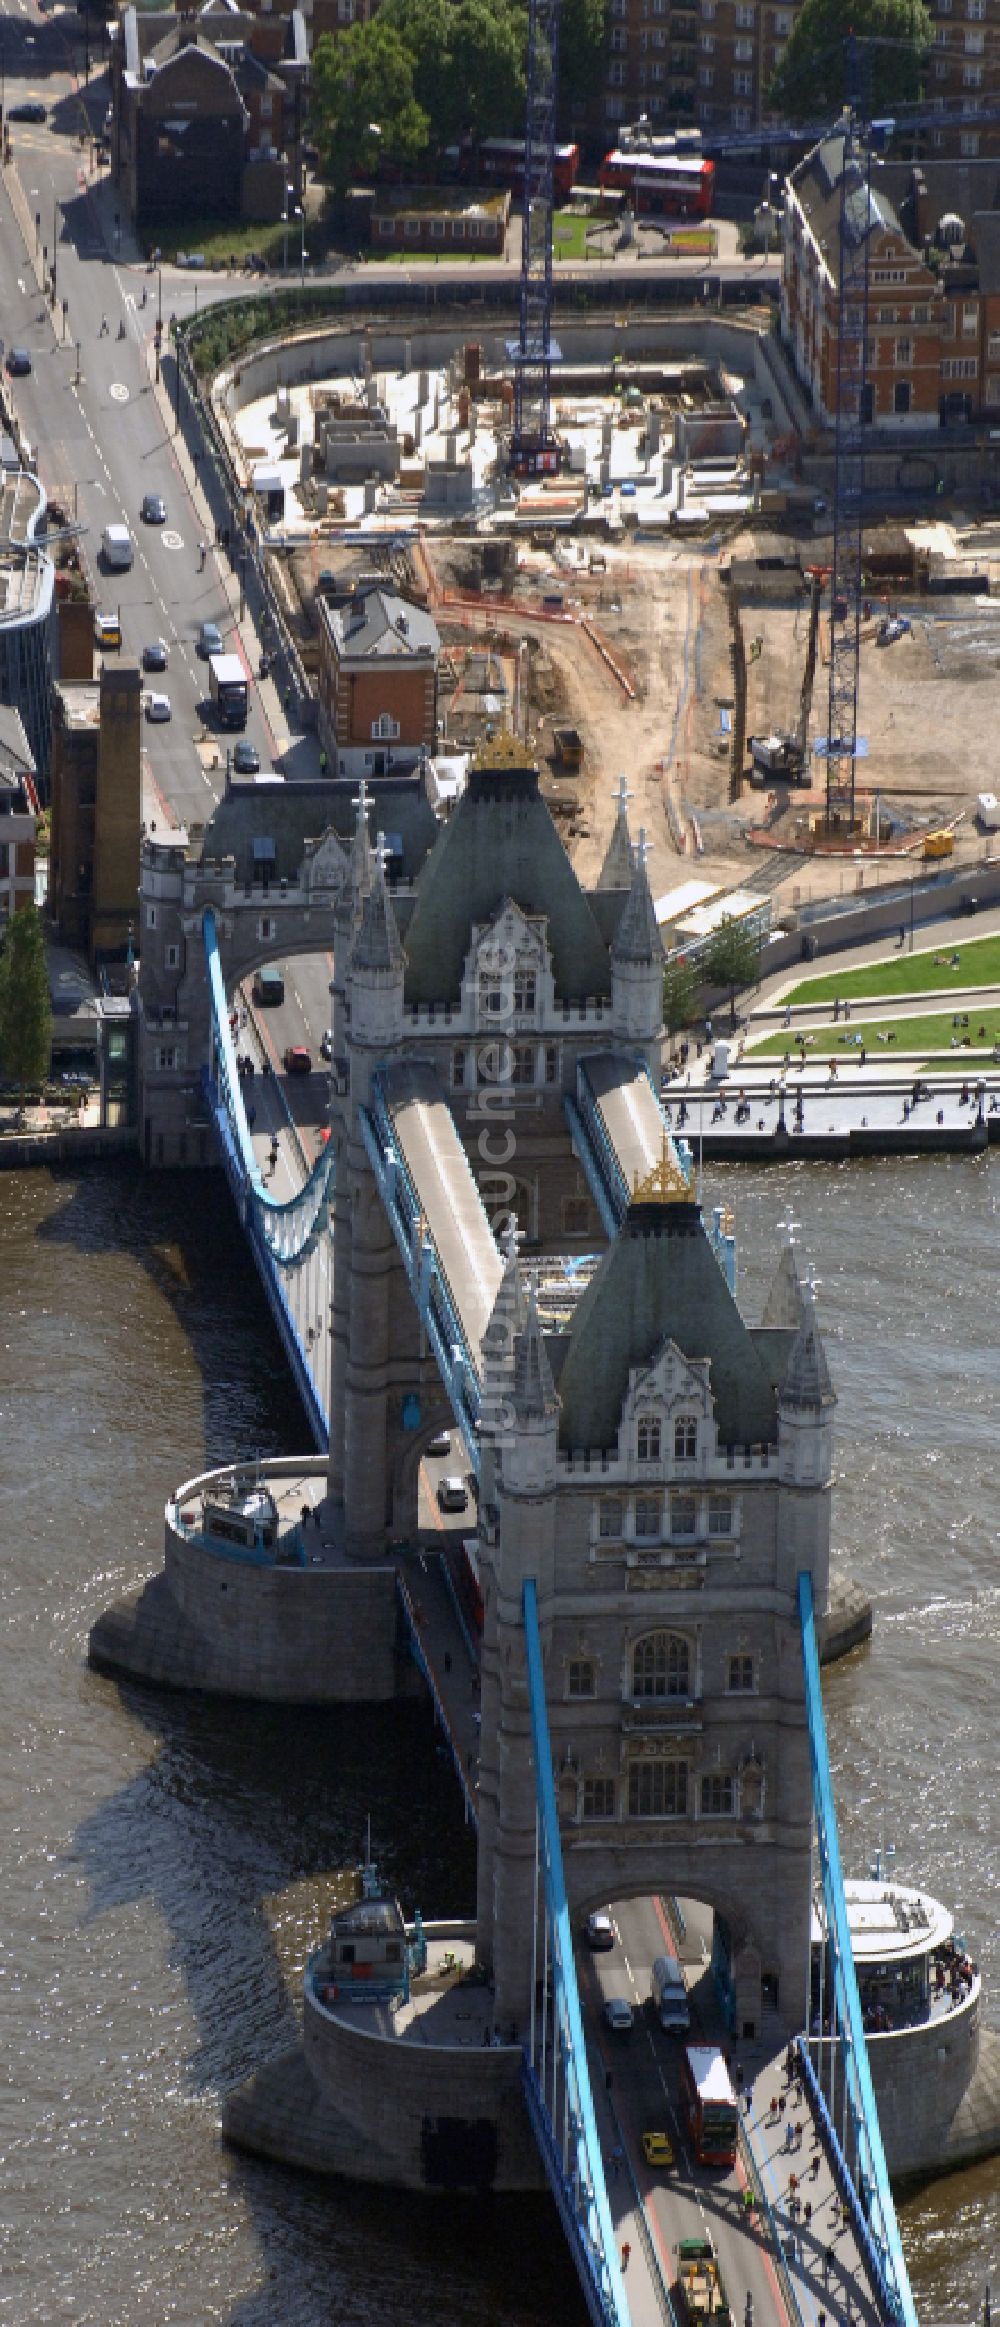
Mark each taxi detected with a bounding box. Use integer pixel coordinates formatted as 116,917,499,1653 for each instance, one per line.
642,2129,675,2170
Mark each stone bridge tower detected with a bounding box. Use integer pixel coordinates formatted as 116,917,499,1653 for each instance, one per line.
475,1172,836,2043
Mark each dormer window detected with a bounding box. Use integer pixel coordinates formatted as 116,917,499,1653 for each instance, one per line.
514,969,536,1013
478,977,507,1021
636,1415,661,1462
674,1414,698,1461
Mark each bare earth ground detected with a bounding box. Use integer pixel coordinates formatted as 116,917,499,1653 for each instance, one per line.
407,529,1000,910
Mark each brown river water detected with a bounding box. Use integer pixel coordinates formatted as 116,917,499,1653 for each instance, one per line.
0,1154,995,2323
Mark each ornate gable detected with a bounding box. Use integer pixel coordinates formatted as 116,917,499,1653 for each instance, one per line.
462,895,554,1029
618,1338,714,1466
302,828,351,898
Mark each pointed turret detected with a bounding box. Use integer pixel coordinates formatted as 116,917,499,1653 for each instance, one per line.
347,833,405,1054
780,1283,836,1411
612,827,662,965
512,1284,558,1422
762,1237,804,1330
596,773,635,893
611,829,664,1058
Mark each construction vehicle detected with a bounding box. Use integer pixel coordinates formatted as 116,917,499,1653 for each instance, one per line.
552,725,584,771
748,565,825,788
674,2235,732,2323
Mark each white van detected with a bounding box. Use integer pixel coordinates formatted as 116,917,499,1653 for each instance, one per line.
651,1952,690,2034
102,522,134,571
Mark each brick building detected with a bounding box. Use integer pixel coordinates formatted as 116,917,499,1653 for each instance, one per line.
782,134,945,426
49,664,142,967
316,587,440,780
113,5,307,228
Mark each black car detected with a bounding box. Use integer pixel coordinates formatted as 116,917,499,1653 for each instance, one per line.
232,741,260,775
8,102,46,123
142,640,168,673
6,349,31,377
141,493,166,524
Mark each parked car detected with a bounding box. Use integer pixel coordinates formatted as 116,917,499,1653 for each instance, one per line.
196,621,223,658
140,492,166,524
282,1044,311,1075
176,251,206,270
142,640,168,672
584,1911,615,1953
145,692,171,722
6,349,31,376
603,1997,634,2034
436,1475,469,1513
8,102,46,123
232,740,260,774
319,1030,333,1061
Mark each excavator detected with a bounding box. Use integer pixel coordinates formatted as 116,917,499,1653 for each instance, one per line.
748,564,827,787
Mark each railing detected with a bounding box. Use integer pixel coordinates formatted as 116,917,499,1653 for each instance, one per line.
798,1571,918,2327
201,907,335,1447
522,1578,630,2327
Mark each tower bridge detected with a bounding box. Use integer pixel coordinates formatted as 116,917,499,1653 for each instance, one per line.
92,738,977,2327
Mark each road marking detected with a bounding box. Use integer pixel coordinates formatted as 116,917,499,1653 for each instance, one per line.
161,528,184,549
109,382,129,402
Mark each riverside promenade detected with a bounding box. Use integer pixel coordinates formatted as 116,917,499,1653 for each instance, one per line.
664,906,1000,1160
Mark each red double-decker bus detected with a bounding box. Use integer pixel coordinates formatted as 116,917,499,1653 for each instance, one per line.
680,2045,739,2166
599,147,715,218
455,137,581,201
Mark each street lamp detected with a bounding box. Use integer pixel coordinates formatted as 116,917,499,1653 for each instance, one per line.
294,200,305,286
282,180,294,272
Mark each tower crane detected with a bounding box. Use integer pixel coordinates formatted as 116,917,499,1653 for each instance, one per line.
510,0,562,474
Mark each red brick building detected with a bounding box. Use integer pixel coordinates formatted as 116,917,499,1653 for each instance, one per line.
316,588,440,779
782,134,945,426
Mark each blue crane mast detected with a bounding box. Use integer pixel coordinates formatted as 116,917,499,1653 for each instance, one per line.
511,0,562,474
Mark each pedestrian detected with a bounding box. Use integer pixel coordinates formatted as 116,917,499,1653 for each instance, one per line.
319,749,328,774
198,540,207,570
99,314,108,335
621,2242,631,2272
824,2242,834,2280
803,2200,812,2228
247,1103,256,1130
898,924,905,948
743,2082,753,2116
794,2120,803,2149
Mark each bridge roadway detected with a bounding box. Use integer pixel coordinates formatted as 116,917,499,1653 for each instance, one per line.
403,1500,884,2327
381,1060,504,1359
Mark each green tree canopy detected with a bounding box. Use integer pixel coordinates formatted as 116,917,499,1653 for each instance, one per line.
702,916,761,1027
558,0,606,114
767,0,932,122
0,902,51,1097
663,956,698,1037
379,0,526,152
310,20,431,192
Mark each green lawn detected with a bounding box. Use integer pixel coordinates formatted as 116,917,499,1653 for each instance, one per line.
748,1006,1000,1059
782,934,1000,1008
553,209,593,261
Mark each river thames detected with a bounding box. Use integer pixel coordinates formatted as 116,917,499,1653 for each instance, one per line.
0,1154,995,2323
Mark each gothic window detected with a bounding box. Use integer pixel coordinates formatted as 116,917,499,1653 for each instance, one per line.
544,1045,559,1085
568,1659,595,1697
478,977,507,1021
637,1415,661,1462
633,1494,662,1539
584,1777,616,1819
701,1773,736,1816
628,1755,688,1817
599,1498,623,1538
514,969,537,1013
563,1196,589,1235
727,1653,755,1693
512,1043,535,1085
632,1630,690,1699
674,1414,698,1460
708,1494,734,1537
670,1493,697,1537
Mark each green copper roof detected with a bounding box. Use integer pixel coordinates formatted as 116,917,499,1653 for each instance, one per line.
402,760,612,1006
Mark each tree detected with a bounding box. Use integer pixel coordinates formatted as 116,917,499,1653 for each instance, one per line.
558,0,606,115
663,956,698,1037
310,22,430,194
767,0,932,121
702,916,761,1029
0,902,52,1101
380,0,526,153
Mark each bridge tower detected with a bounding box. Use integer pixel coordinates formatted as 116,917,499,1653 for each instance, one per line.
477,1179,836,2038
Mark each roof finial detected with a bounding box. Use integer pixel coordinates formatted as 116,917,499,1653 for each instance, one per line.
502,1214,525,1267
613,772,633,816
630,1131,692,1205
637,825,652,870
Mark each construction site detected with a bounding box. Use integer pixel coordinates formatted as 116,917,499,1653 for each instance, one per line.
218,310,1000,918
